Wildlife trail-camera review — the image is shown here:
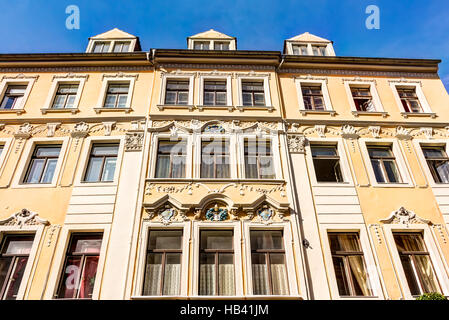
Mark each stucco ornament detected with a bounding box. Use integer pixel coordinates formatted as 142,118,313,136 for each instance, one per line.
0,208,49,228
125,132,144,151
14,123,33,139
205,204,228,221
287,134,306,154
257,207,273,222
159,207,176,225
380,207,430,226
204,124,225,133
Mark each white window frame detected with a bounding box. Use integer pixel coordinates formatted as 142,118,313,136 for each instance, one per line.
42,76,87,113
413,139,449,188
197,74,232,108
43,224,110,300
389,80,434,117
295,77,334,115
149,133,193,179
238,133,282,180
0,77,36,113
74,136,125,187
191,221,243,297
0,137,13,175
86,39,137,53
194,132,238,179
159,74,195,108
95,75,137,111
188,39,236,50
320,224,385,300
11,137,69,189
359,138,414,188
133,221,191,298
383,224,449,299
0,223,46,300
305,138,354,187
236,74,272,110
343,79,386,116
286,41,335,56
243,222,299,298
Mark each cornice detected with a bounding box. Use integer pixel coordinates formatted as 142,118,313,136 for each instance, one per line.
0,66,153,73
280,68,439,79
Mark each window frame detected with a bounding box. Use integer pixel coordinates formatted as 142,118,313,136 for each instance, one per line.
159,74,195,108
0,77,36,114
0,138,12,175
295,78,334,115
87,39,137,53
95,75,137,112
198,74,232,108
42,76,87,113
389,81,434,117
359,138,414,188
414,140,449,187
22,144,63,185
343,79,385,116
82,143,120,183
236,74,272,110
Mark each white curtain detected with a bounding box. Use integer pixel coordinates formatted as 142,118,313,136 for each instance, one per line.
252,264,268,295
199,264,215,295
143,264,162,296
270,263,289,295
163,264,181,295
218,264,235,295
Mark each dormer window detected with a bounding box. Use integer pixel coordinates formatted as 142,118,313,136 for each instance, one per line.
113,41,131,53
312,45,326,56
292,45,308,55
194,41,210,50
93,42,111,53
214,42,230,50
285,32,335,56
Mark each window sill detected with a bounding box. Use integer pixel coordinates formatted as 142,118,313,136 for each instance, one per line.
371,182,414,188
0,108,25,115
236,105,274,112
299,109,336,116
311,181,353,188
157,104,195,111
197,105,234,112
352,111,388,118
12,183,57,189
41,108,79,115
400,112,436,119
93,107,132,114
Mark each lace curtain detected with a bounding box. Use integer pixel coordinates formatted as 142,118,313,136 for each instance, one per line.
143,263,181,296
199,264,235,295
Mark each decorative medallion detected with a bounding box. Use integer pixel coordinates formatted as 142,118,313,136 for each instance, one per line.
205,204,228,221
204,124,225,133
0,208,49,228
380,207,430,226
257,207,273,221
159,208,175,225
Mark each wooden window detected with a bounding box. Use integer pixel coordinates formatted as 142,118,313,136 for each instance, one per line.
143,230,183,296
311,145,344,182
244,139,275,179
397,88,423,113
214,42,229,50
203,80,227,106
52,84,79,109
302,85,325,110
92,42,110,53
112,41,130,53
328,232,373,297
83,144,119,182
103,83,129,108
194,41,210,50
56,233,103,299
0,234,34,300
24,145,61,184
422,146,449,184
312,45,326,56
201,139,230,178
367,146,402,183
292,44,308,55
242,81,265,106
155,140,187,178
199,230,235,296
0,85,27,109
351,87,375,112
164,80,189,105
394,233,442,296
250,230,289,295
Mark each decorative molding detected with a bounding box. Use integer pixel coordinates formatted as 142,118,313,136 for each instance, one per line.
395,126,412,140
281,68,439,79
342,77,377,85
125,131,144,152
369,224,383,244
0,66,153,73
235,70,271,79
47,224,61,247
432,224,447,244
419,127,433,139
368,126,381,138
0,208,49,228
71,122,89,138
388,78,422,87
314,125,326,138
198,70,233,77
102,72,139,80
380,207,431,226
287,134,307,154
294,74,328,83
160,63,275,71
46,122,61,137
52,73,89,81
1,74,39,81
160,69,197,77
340,125,359,140
102,122,116,136
205,204,228,221
14,123,33,139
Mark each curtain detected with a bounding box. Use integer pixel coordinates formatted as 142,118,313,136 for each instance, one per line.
218,264,235,295
79,256,99,299
339,235,372,296
199,264,215,295
163,263,181,295
143,264,162,296
252,264,268,295
155,155,170,178
414,255,440,293
270,263,288,295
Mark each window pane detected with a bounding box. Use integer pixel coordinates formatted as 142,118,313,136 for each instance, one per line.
52,95,66,108
422,148,446,158
25,159,45,183
254,92,265,106
4,257,29,300
164,91,176,104
313,158,343,182
41,159,58,183
347,255,372,296
58,256,82,298
332,256,351,296
311,146,338,157
245,156,258,179
104,94,117,108
242,92,252,106
117,94,128,108
329,233,361,252
414,255,440,294
143,253,162,295
178,92,188,105
84,157,103,182
0,257,13,296
201,231,233,250
199,253,215,295
73,238,102,254
35,146,61,157
368,148,392,158
148,231,183,250
101,157,116,181
66,95,76,108
399,255,421,296
383,160,401,183
218,254,235,295
163,253,181,295
92,145,119,156
204,92,214,105
4,239,33,255
394,234,426,252
250,230,283,250
270,254,289,295
251,253,269,295
78,256,99,299
371,160,386,183
155,154,170,178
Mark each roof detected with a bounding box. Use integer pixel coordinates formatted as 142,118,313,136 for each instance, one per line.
90,28,137,40
287,32,331,43
188,29,235,40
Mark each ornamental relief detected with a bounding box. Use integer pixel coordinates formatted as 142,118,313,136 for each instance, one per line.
380,207,431,226
149,120,280,134
0,209,49,228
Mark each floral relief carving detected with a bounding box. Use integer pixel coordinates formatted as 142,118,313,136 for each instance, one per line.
314,125,326,138
287,134,307,154
14,123,33,139
125,132,144,152
0,209,49,228
340,125,359,140
380,207,430,226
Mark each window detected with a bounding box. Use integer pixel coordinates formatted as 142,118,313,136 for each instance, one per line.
155,140,187,178
311,145,344,182
292,44,308,55
214,42,229,50
56,233,102,299
301,85,325,110
165,80,189,105
23,145,61,184
328,233,373,297
84,144,119,182
201,139,230,178
242,81,265,106
52,84,79,109
143,230,183,296
92,42,111,53
204,81,227,106
394,233,441,296
397,88,423,113
367,146,402,183
250,230,288,295
199,230,235,296
312,45,326,56
0,145,3,157
422,146,449,184
103,83,129,108
0,85,27,110
194,41,210,50
112,41,130,53
244,139,275,179
351,87,375,112
0,234,34,300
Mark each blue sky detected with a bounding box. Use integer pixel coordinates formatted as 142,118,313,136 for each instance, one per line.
0,0,448,91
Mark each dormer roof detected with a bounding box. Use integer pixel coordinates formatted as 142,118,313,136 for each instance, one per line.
189,29,235,40
283,32,335,56
86,28,141,52
187,29,237,50
287,32,332,43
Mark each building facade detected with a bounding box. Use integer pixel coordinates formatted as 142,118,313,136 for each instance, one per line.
0,28,448,300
